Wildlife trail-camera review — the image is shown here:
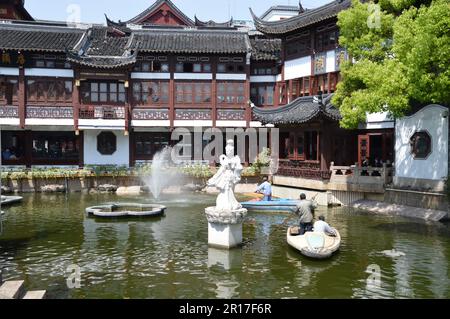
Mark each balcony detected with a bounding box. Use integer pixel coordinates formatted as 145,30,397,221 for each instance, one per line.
0,105,19,118
329,163,393,189
277,159,331,180
27,106,73,119
79,106,126,120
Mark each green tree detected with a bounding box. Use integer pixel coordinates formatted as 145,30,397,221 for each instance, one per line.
333,0,450,129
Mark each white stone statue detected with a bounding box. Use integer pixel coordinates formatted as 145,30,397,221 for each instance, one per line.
207,139,243,212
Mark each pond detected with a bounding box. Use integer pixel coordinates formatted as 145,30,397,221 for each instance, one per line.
0,193,449,299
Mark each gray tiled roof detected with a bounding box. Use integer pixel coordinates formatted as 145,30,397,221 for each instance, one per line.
252,94,341,125
251,0,351,35
194,16,234,28
66,53,137,68
250,38,281,61
67,26,136,68
85,27,134,56
0,24,84,52
0,22,253,57
134,29,251,54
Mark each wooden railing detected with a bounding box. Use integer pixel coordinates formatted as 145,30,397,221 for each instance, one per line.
79,106,126,120
0,105,19,118
277,159,332,180
330,162,394,186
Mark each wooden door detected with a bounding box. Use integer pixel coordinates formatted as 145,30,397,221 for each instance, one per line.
358,135,370,166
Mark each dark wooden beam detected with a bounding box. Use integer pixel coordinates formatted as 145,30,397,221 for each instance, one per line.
245,56,251,128
18,67,25,129
73,70,80,131
169,55,175,129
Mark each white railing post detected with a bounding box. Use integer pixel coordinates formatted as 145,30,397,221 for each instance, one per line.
330,162,335,177
382,163,388,185
353,162,359,184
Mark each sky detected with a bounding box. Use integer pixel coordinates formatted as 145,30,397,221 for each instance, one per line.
24,0,331,24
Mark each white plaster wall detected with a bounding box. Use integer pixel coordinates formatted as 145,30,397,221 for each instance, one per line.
0,118,20,126
216,74,247,81
25,68,74,78
359,112,395,129
174,73,212,80
250,75,278,83
326,50,336,73
0,67,19,76
131,72,170,80
262,11,298,21
25,119,74,126
131,120,171,127
83,130,130,166
395,105,448,181
284,56,311,80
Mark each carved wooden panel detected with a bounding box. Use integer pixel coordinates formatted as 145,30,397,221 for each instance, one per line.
217,109,245,121
79,106,125,119
27,106,73,118
0,105,19,118
132,109,169,120
175,109,211,120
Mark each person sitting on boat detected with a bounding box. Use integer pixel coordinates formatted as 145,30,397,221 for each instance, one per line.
295,193,317,235
314,216,337,236
256,177,272,202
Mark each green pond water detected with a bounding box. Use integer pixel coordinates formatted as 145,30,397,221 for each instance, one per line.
0,193,449,299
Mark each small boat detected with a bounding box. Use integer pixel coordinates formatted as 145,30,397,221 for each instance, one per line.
240,198,301,213
287,227,341,259
1,196,23,206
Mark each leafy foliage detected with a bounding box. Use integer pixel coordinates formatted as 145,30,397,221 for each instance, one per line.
334,0,450,128
180,165,214,179
249,148,272,176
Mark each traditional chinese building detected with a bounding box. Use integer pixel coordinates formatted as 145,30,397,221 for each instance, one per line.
0,0,33,21
250,0,395,181
0,0,279,168
0,0,394,173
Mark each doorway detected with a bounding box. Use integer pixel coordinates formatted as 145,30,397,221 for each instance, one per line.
358,132,394,166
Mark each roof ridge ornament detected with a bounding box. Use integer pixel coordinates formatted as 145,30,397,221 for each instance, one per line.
313,88,324,109
299,1,305,14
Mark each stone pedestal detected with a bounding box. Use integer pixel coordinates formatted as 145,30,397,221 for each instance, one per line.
205,207,247,249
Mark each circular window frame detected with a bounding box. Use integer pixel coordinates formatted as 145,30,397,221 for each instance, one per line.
97,131,117,156
410,130,432,160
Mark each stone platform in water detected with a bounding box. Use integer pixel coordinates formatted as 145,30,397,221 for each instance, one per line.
1,196,23,206
351,200,448,222
0,271,46,299
86,203,166,218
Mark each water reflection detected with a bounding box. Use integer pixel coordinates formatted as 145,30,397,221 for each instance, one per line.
0,194,449,298
208,247,242,271
207,248,242,299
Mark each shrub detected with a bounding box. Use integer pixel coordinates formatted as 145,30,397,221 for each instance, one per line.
180,165,214,179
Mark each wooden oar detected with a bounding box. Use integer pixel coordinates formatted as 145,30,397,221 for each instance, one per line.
282,192,319,226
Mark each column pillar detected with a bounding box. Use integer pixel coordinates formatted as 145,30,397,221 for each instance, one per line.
245,53,251,128
212,62,217,128
18,67,25,129
169,55,175,129
73,71,80,132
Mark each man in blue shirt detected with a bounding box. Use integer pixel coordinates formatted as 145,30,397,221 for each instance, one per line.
256,177,272,201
